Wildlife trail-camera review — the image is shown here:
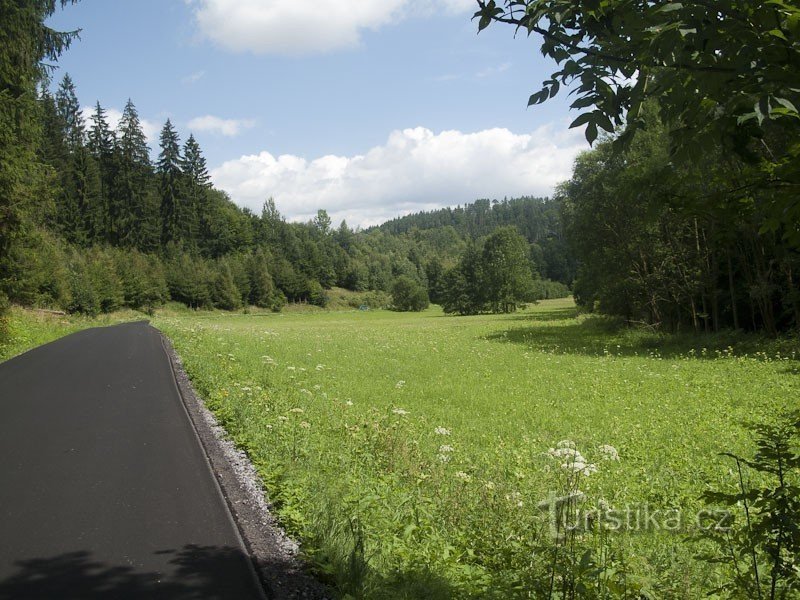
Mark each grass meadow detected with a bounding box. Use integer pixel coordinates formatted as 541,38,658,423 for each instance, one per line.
147,299,799,598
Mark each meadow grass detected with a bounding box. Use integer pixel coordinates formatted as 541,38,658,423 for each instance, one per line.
153,299,800,598
0,306,141,361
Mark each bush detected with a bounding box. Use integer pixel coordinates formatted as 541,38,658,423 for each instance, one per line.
391,276,430,312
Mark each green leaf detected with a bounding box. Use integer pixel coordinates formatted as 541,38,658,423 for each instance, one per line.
768,28,788,41
569,112,594,129
586,121,599,144
774,97,798,114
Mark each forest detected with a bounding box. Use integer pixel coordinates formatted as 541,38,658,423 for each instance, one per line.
2,0,799,334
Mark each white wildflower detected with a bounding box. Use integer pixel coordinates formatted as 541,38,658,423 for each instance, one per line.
395,380,406,389
289,407,304,414
437,454,451,463
438,445,454,453
345,400,354,407
455,471,472,483
300,421,311,429
392,408,409,416
434,427,451,436
598,444,620,461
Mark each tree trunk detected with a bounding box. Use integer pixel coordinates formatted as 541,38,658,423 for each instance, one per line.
727,250,740,330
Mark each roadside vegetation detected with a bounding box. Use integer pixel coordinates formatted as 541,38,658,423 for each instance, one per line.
154,299,798,598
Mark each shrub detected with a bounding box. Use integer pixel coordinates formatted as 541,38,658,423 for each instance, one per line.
391,276,430,312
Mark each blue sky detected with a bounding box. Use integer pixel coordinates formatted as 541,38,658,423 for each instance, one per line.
48,0,588,226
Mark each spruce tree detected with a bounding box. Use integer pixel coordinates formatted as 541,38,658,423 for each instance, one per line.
54,74,101,244
182,134,210,250
87,102,116,241
157,119,182,246
0,0,79,324
114,99,155,249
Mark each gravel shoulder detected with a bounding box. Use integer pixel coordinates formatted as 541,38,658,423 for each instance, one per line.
159,331,331,600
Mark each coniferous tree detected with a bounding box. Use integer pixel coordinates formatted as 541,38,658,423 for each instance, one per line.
87,102,116,241
55,74,102,244
114,99,156,249
157,119,182,246
182,133,210,250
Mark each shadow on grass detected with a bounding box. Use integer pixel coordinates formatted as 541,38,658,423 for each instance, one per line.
505,305,580,322
487,314,800,361
0,545,265,600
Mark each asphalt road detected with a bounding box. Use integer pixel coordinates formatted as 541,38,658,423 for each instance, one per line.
0,321,266,600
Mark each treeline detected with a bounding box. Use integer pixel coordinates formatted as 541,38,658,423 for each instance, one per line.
2,67,573,317
562,106,800,335
378,196,576,285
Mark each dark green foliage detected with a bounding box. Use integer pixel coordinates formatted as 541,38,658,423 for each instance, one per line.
157,119,182,246
441,243,486,315
440,231,546,315
700,411,800,598
479,0,800,247
561,108,800,334
212,261,242,311
480,226,536,313
115,249,167,312
390,276,429,312
113,99,155,249
166,252,212,309
65,252,98,315
0,0,80,324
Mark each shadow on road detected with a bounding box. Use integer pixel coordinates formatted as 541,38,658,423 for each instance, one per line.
0,544,261,600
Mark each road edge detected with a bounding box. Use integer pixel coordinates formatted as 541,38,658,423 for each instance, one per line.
157,327,331,600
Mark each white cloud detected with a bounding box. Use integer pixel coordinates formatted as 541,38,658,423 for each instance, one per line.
181,70,206,84
189,0,476,55
187,115,256,137
476,62,511,78
80,106,159,145
210,125,587,227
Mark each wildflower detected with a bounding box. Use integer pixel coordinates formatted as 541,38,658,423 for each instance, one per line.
287,366,296,371
345,400,354,407
299,421,311,429
438,444,454,453
484,481,495,491
289,407,305,414
277,416,289,422
395,380,406,389
392,408,409,416
437,454,451,463
455,471,472,483
434,427,451,436
598,444,620,461
300,388,312,396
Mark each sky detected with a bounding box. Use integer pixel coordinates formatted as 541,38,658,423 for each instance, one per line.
47,0,589,227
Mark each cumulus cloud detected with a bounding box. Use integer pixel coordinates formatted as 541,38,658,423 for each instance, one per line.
210,125,587,227
187,115,256,137
189,0,476,55
80,106,159,145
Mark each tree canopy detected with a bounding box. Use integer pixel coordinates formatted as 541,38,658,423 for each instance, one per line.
476,0,800,243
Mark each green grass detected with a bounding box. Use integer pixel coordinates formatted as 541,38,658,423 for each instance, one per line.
153,299,800,598
0,307,141,362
